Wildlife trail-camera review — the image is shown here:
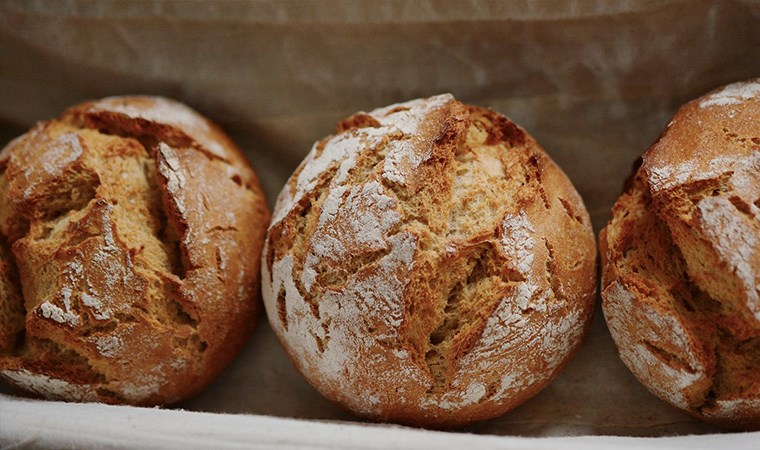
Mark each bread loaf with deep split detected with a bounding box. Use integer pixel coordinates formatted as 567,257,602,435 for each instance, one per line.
0,96,270,406
601,79,760,429
263,94,597,427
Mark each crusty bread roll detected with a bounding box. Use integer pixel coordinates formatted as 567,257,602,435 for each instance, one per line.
262,94,597,427
600,78,760,429
0,96,270,405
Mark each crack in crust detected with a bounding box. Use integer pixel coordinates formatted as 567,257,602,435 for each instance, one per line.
601,172,754,425
0,233,25,353
263,94,596,427
0,96,269,406
601,79,760,429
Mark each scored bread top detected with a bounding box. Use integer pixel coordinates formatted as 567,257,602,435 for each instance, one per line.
263,94,596,427
602,78,760,429
642,79,760,325
0,96,270,405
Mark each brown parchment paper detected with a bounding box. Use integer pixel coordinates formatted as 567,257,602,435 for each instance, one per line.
1,0,759,438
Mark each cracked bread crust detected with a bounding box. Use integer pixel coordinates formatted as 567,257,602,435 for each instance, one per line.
0,96,270,406
601,79,760,430
262,94,597,428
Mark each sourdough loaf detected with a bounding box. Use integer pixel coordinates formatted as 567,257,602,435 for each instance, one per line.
263,94,597,427
0,96,270,405
601,79,760,429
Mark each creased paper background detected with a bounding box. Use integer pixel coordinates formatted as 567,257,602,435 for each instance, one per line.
1,0,759,439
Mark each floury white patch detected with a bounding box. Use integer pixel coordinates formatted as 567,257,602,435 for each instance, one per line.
699,79,760,108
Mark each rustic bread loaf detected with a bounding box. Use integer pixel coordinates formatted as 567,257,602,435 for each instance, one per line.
263,94,597,427
0,96,270,405
600,79,760,429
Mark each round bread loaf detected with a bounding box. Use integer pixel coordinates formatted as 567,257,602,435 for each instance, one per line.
263,94,597,427
600,79,760,429
0,96,270,405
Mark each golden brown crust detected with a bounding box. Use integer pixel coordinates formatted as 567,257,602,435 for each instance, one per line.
601,78,760,430
0,96,270,406
263,94,596,428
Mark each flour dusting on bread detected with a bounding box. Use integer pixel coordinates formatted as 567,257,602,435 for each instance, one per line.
602,78,760,430
0,96,270,406
264,94,596,427
699,79,760,108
